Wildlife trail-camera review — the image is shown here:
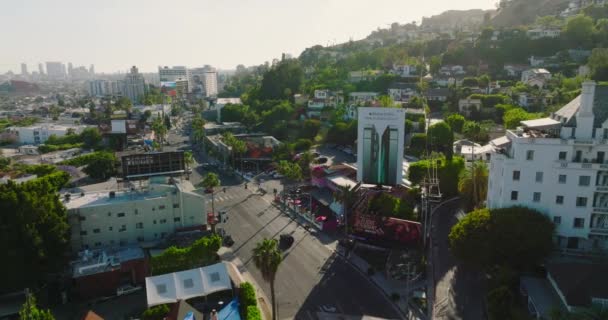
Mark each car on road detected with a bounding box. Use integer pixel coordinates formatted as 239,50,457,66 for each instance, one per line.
279,234,294,248
204,188,213,194
272,172,284,179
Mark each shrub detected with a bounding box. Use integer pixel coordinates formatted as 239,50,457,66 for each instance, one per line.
142,304,170,320
239,282,257,317
246,306,262,320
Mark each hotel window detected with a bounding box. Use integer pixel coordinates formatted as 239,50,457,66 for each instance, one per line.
160,219,167,224
558,174,567,184
511,191,518,200
174,217,181,222
558,151,567,160
173,203,180,208
535,172,543,183
513,170,520,181
119,225,126,232
526,150,534,160
553,216,562,224
576,197,588,207
579,176,591,186
533,192,541,202
574,218,585,228
80,231,87,236
93,228,100,234
136,222,143,229
117,212,125,217
556,195,564,204
108,226,113,231
159,205,166,210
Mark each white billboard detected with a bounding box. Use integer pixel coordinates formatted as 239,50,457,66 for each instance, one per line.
356,107,405,185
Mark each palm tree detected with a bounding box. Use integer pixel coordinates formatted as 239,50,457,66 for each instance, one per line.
458,161,489,210
334,182,361,237
252,238,282,320
184,151,194,177
152,116,167,149
232,140,247,173
202,172,221,221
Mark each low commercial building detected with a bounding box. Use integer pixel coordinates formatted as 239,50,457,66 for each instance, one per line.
65,179,206,251
71,246,148,299
15,123,87,144
458,98,482,116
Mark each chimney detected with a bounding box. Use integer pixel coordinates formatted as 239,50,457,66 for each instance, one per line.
580,81,596,116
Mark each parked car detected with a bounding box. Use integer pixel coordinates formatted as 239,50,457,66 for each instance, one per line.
273,172,284,179
223,235,235,247
279,234,295,248
116,284,142,296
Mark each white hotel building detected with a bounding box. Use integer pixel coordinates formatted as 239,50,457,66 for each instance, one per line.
487,81,608,251
65,180,206,251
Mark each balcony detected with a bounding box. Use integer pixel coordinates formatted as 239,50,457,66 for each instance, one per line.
592,207,608,213
590,228,608,235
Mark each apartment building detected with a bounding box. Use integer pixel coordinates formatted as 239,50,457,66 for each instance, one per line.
487,81,608,251
124,66,146,103
65,180,206,251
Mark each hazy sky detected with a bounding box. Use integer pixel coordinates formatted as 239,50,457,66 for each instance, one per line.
1,0,495,73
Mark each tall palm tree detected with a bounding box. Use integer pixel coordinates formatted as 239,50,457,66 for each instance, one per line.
458,161,488,210
201,172,221,230
334,182,361,236
252,238,282,320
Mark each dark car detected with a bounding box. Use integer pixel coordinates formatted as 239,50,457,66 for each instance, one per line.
204,188,214,194
223,235,235,247
279,234,294,248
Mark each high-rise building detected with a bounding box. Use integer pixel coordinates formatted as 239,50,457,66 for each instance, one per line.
68,62,73,76
159,66,191,92
89,64,95,75
46,61,66,80
190,66,218,97
203,70,218,97
487,81,608,251
38,63,45,75
123,66,146,103
20,63,28,75
88,79,123,97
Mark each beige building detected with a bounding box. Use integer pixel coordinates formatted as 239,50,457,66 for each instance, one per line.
65,180,205,251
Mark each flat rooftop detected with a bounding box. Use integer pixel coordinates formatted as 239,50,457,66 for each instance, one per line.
72,246,144,278
63,187,170,210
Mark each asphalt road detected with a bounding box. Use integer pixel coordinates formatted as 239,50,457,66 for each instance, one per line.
430,201,485,320
213,181,401,320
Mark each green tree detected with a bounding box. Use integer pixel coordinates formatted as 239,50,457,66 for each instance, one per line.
449,207,554,270
80,127,102,149
462,121,487,142
83,152,116,180
152,117,167,146
588,48,608,81
259,59,304,100
164,114,171,130
503,108,539,129
301,119,321,140
0,172,70,292
277,160,303,181
184,150,194,172
408,133,427,157
445,114,465,133
334,182,361,236
458,161,489,210
19,294,55,320
564,14,594,48
428,122,454,159
252,238,282,320
202,172,221,219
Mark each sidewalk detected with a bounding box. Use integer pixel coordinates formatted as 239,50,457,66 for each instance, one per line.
340,248,427,320
219,247,272,320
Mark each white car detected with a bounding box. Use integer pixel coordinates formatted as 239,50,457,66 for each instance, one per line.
116,284,142,296
273,173,284,179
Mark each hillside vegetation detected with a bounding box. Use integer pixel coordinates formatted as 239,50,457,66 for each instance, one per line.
490,0,571,27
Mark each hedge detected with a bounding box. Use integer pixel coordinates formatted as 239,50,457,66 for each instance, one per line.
59,151,114,167
239,282,257,318
246,306,262,320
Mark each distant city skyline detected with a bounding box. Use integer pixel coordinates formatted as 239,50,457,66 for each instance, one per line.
1,0,495,74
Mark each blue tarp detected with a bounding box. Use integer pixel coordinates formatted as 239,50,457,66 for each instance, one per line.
218,298,241,320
